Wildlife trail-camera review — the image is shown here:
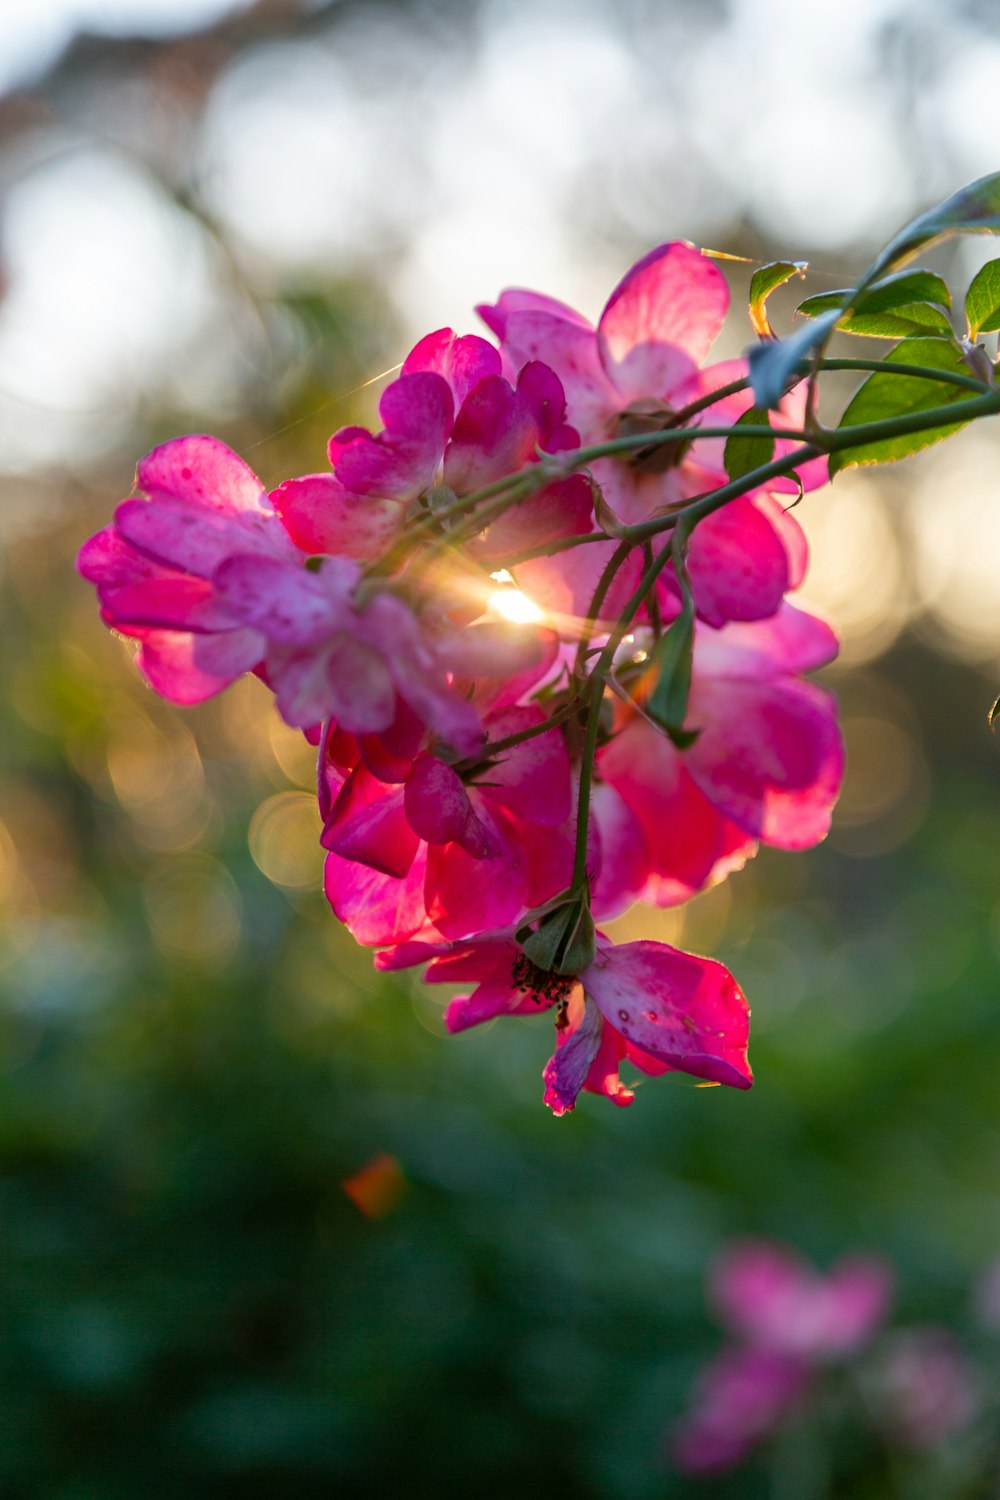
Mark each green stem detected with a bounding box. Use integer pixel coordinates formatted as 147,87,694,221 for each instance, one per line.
571,539,633,681
569,532,679,893
819,356,991,393
467,699,583,761
571,674,604,894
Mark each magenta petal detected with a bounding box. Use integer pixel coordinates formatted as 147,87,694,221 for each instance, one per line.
77,526,170,590
484,306,614,440
270,474,403,560
694,604,839,680
133,627,263,704
542,994,604,1115
214,555,340,644
323,763,418,877
584,940,753,1089
597,242,728,401
402,328,502,408
324,636,398,735
480,706,571,825
473,474,593,564
324,846,429,946
598,716,750,905
136,434,267,514
102,576,239,633
425,807,527,937
589,783,649,921
404,755,501,857
115,498,290,577
445,953,547,1032
685,676,845,849
330,372,453,501
515,538,642,626
684,496,792,627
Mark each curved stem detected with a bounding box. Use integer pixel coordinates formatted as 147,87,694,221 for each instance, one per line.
572,539,633,681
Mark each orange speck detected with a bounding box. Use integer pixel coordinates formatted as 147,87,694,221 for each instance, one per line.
341,1153,406,1219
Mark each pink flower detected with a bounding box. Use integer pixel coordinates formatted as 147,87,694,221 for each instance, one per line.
480,244,824,624
378,931,752,1114
278,329,593,571
709,1239,894,1361
867,1328,980,1448
672,1347,810,1474
319,680,576,943
77,435,300,704
597,604,844,905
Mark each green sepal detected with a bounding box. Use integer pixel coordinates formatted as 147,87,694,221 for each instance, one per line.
516,891,596,977
966,258,1000,338
749,260,807,338
828,337,970,478
646,596,698,750
724,406,776,482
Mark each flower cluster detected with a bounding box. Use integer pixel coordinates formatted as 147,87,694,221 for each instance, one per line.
672,1239,986,1477
78,242,844,1114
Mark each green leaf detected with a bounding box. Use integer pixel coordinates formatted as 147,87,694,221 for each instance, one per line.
828,337,971,478
798,268,951,319
749,260,807,338
797,270,953,338
989,695,1000,732
724,407,775,481
966,258,1000,338
748,308,840,409
647,599,697,749
871,172,1000,279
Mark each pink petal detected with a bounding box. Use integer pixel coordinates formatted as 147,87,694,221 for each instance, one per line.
77,525,170,590
682,496,794,627
404,755,501,858
324,636,398,735
479,303,615,440
597,242,728,402
115,497,292,577
581,1019,635,1107
402,327,502,408
101,576,239,633
424,806,527,937
479,706,571,826
132,627,263,704
542,993,604,1115
472,475,593,565
135,434,267,514
685,676,844,849
514,538,643,627
445,953,550,1032
329,372,453,501
270,474,403,560
214,555,341,644
323,763,419,877
584,940,753,1089
323,845,430,947
694,604,839,681
589,783,650,921
598,717,753,905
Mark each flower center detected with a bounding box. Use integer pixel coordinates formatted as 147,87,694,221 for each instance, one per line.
616,399,693,475
510,953,576,1007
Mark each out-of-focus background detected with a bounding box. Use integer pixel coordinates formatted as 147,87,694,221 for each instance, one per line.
3,2,1000,1495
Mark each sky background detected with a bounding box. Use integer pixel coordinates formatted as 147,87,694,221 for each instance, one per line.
3,0,1000,667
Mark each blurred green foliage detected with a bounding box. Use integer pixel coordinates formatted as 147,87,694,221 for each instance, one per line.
3,282,1000,1499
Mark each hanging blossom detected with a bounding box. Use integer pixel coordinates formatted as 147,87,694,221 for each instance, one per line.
77,240,847,1116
